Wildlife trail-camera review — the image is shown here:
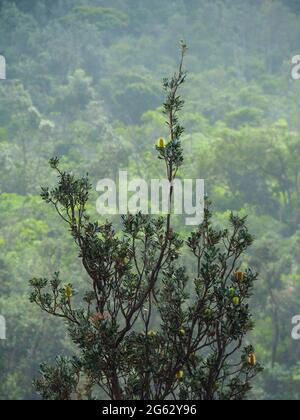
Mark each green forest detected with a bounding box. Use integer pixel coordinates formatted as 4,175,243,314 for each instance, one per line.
1,0,300,400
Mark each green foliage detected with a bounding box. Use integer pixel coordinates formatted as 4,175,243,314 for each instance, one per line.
70,6,129,30
225,107,264,129
35,356,79,401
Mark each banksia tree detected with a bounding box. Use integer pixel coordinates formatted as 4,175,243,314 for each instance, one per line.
30,43,262,401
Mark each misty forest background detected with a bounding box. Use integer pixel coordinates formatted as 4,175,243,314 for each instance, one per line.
1,0,300,400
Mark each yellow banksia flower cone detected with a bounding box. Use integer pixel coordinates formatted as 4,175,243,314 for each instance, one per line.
157,137,166,148
235,271,245,282
204,308,213,318
176,370,184,380
64,284,73,299
232,296,240,306
247,352,257,366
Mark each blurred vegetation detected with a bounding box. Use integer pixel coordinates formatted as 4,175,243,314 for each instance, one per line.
1,0,300,399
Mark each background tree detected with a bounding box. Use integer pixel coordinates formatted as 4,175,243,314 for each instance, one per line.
30,44,262,401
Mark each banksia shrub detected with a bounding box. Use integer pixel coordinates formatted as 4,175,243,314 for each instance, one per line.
30,43,262,401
